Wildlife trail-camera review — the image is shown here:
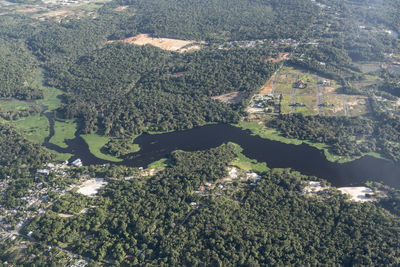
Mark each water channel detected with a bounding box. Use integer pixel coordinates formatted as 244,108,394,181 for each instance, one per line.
41,111,400,189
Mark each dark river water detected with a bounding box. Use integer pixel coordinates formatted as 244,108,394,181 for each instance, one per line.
42,114,400,188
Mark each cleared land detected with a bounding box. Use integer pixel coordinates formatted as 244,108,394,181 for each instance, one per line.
267,52,290,63
346,96,369,116
77,178,108,197
338,187,375,202
260,76,275,94
107,34,204,52
211,91,246,104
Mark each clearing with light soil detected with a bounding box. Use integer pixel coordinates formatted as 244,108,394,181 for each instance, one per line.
107,34,204,52
211,91,246,104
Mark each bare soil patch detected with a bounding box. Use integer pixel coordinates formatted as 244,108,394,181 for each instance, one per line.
107,34,204,52
58,213,73,218
170,72,187,78
34,9,75,22
260,77,274,94
16,7,40,14
211,91,246,104
77,178,108,197
324,86,336,94
114,5,128,11
267,53,290,63
338,187,375,202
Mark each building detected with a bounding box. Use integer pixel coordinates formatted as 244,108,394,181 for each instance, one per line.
71,158,82,167
294,80,307,89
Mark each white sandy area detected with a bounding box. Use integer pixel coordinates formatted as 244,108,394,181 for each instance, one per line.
338,187,375,202
77,178,108,197
304,181,328,193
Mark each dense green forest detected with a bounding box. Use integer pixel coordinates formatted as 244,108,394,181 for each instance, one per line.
17,145,399,265
0,123,52,178
111,0,317,41
269,114,400,161
0,0,400,265
47,44,276,135
0,37,42,100
0,123,53,208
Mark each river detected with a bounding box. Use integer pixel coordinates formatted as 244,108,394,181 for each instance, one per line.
41,111,400,188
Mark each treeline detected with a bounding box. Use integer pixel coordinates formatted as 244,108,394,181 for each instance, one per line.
111,0,317,41
47,44,276,135
379,70,400,97
269,114,400,161
0,38,42,100
22,145,400,265
0,104,41,121
0,123,53,179
0,123,53,208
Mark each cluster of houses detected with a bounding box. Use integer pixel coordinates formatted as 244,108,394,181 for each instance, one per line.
43,0,90,5
218,38,299,51
319,80,331,86
250,94,275,109
290,102,306,107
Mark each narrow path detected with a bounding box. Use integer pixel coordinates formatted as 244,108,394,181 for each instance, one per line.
291,75,298,114
316,76,324,115
343,95,350,117
271,69,280,95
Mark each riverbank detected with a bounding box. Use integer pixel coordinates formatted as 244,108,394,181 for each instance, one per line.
233,121,387,163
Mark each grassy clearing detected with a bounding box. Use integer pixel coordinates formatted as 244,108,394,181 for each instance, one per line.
275,82,293,95
49,119,78,148
281,66,299,74
229,142,269,172
148,158,170,170
52,151,73,162
12,114,49,144
0,100,31,111
81,133,122,162
296,95,318,116
280,95,292,114
234,121,364,163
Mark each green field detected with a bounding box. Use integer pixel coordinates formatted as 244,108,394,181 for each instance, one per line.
148,158,170,170
81,133,123,162
234,121,372,163
49,119,78,148
295,95,318,116
12,114,49,144
0,99,32,111
229,142,269,172
280,95,292,114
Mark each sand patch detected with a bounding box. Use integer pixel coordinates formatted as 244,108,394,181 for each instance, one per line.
223,167,239,182
58,213,73,218
338,187,375,202
303,181,328,194
114,5,128,11
324,86,336,94
246,107,265,114
170,72,187,78
77,178,107,197
211,91,246,104
107,34,204,52
16,8,40,14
